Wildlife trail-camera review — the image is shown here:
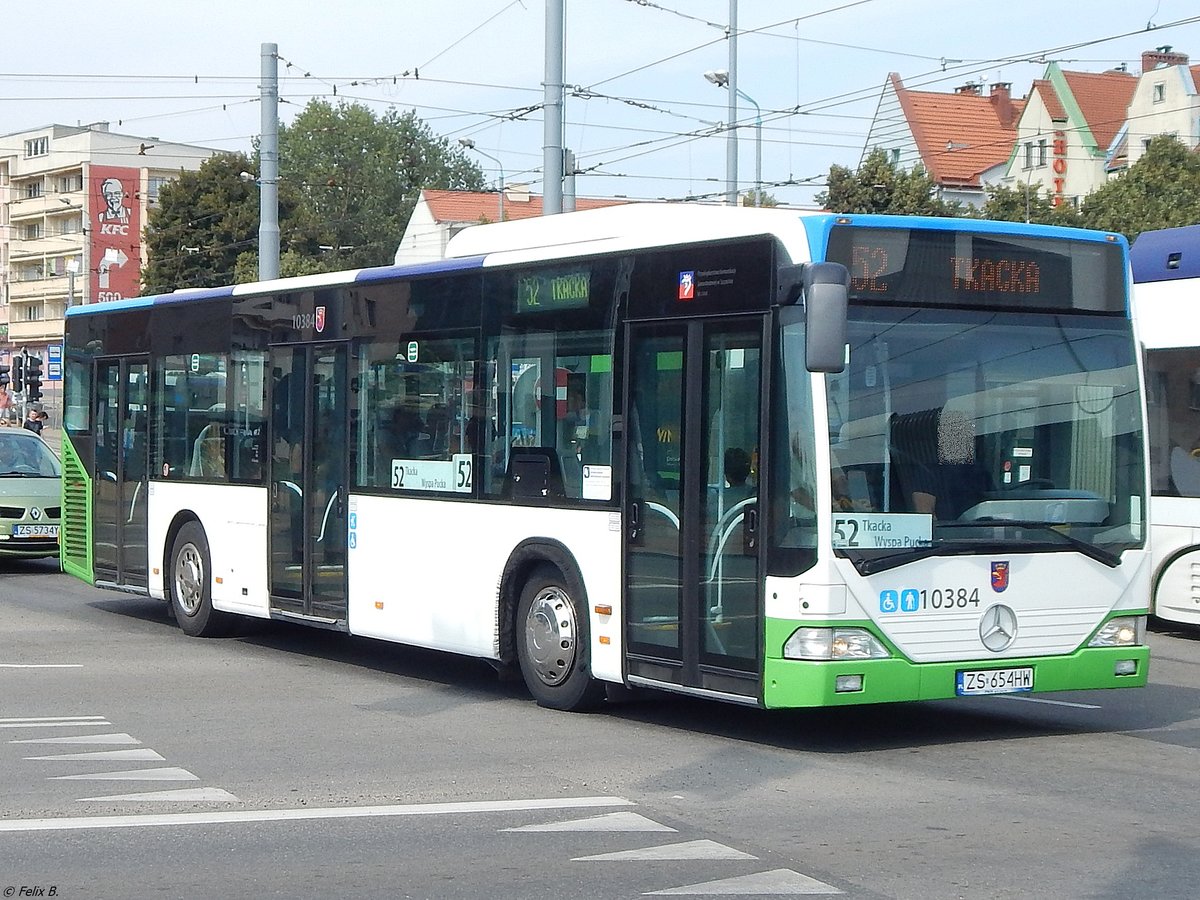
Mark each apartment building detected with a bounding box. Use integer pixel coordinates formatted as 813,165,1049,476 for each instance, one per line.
0,122,219,383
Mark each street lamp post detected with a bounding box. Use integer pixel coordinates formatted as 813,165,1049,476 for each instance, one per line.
459,139,505,223
65,258,80,308
704,69,761,204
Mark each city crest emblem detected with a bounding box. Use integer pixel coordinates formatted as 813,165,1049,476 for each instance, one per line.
315,306,326,333
991,561,1010,593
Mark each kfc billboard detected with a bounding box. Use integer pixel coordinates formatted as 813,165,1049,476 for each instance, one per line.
89,165,141,302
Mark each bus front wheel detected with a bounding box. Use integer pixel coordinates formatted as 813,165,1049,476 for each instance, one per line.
168,521,231,638
516,564,604,711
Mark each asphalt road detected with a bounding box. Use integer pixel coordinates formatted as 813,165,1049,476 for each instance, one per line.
2,557,1199,900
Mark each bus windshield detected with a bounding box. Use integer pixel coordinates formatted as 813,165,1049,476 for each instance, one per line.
791,307,1145,573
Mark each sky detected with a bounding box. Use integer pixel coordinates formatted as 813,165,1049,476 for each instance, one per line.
4,0,1200,208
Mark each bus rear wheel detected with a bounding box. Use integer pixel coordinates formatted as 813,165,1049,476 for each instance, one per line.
168,521,232,637
516,564,604,711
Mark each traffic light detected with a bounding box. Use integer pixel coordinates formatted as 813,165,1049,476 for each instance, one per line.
24,355,42,403
11,356,23,392
0,362,9,390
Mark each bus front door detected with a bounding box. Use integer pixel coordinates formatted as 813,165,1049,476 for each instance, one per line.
93,357,149,588
268,345,348,624
624,319,763,701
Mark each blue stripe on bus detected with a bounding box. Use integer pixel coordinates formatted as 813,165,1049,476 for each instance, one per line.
65,296,158,317
353,255,486,283
63,257,487,317
801,213,1128,263
1131,225,1200,282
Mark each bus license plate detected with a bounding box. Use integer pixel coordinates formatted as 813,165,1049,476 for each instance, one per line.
956,667,1034,696
12,524,59,538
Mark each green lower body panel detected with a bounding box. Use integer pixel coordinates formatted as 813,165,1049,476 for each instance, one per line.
761,617,1149,708
59,432,94,584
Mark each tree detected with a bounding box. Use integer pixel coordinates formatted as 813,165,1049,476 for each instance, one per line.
1076,136,1200,241
741,189,779,208
143,103,486,289
816,149,964,216
273,100,484,271
981,183,1080,227
142,152,265,293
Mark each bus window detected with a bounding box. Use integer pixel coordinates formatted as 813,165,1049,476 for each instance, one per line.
354,335,478,492
486,330,614,502
155,354,228,481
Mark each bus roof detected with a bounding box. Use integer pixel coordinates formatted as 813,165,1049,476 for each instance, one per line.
446,203,1127,265
1130,224,1200,283
64,254,486,318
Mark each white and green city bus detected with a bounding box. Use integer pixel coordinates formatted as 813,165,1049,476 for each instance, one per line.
1131,224,1200,626
60,205,1149,710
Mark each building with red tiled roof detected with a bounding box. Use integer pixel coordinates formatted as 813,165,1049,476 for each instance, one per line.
999,62,1137,207
1121,47,1200,168
394,188,626,264
861,73,1025,206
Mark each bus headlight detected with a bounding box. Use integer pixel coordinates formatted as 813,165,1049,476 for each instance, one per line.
1087,615,1146,647
783,627,891,661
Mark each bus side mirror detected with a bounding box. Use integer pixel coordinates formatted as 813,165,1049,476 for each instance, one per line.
803,262,848,374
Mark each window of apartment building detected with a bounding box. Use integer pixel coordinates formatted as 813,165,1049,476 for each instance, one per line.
16,263,43,281
23,181,43,200
1024,142,1033,169
23,137,49,158
1153,82,1166,103
890,148,901,164
147,175,173,201
1143,138,1154,153
1037,139,1048,167
23,305,43,322
59,216,82,235
56,173,83,194
21,223,42,241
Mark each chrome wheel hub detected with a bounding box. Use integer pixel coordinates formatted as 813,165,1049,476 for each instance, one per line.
524,586,577,687
174,543,204,616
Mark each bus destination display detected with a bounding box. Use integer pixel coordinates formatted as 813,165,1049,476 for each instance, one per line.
826,225,1124,312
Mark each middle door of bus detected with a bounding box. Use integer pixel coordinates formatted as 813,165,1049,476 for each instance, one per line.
624,318,763,700
267,344,348,623
92,357,149,589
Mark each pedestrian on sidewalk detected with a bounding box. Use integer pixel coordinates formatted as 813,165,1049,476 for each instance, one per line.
22,407,46,435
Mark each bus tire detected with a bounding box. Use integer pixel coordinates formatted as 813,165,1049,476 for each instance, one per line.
516,564,605,712
168,521,231,638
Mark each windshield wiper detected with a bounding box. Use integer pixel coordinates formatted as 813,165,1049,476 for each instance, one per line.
946,519,1122,568
842,520,1123,575
844,542,960,576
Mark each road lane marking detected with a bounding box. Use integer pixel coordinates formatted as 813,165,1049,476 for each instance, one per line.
574,840,756,861
993,695,1102,709
25,749,166,762
51,766,199,781
0,664,85,668
0,716,110,729
0,795,632,833
9,733,140,745
646,868,843,895
504,811,675,833
77,788,241,803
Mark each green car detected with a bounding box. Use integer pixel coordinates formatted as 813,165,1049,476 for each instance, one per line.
0,428,61,560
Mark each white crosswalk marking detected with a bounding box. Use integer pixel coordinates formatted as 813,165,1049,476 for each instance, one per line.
574,840,757,861
77,788,240,803
644,868,843,895
9,733,140,745
504,811,676,833
51,766,199,782
0,716,110,728
24,749,166,762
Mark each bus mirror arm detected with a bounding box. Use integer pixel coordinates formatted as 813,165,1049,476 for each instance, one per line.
803,262,849,374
